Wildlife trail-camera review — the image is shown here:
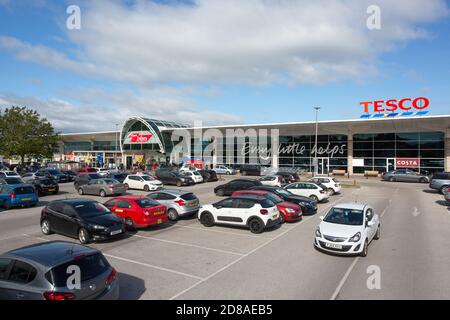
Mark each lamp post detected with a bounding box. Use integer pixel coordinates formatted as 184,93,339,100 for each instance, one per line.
115,123,119,170
314,106,321,176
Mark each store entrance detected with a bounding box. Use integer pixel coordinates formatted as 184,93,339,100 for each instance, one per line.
386,158,395,172
126,156,133,170
317,158,329,175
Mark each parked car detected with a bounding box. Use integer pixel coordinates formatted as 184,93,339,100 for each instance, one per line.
40,199,125,244
78,179,127,197
77,167,98,173
104,196,168,229
443,187,450,202
0,171,22,179
239,165,261,176
214,179,263,196
0,184,38,209
314,203,380,257
180,171,203,184
382,169,430,183
284,182,330,202
232,190,302,223
258,175,285,187
197,170,218,182
37,169,68,183
123,174,163,191
147,189,200,221
96,168,110,177
249,185,318,215
308,177,341,195
276,171,300,183
0,177,25,186
155,170,195,187
212,165,236,175
74,173,102,188
61,170,77,182
27,178,59,196
199,195,281,234
429,172,450,194
107,172,128,183
0,241,119,300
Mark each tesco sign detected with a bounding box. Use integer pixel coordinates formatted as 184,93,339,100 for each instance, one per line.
396,158,420,168
360,97,429,113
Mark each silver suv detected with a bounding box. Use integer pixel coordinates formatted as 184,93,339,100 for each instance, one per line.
429,172,450,194
147,189,200,221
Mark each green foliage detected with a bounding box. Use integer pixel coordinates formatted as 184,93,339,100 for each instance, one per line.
0,106,59,163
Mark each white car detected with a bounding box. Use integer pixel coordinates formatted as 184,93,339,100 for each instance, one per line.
198,195,281,234
97,168,110,177
308,177,341,195
124,174,163,191
258,175,283,187
213,165,236,175
314,203,380,257
180,171,203,183
284,182,330,202
0,171,22,179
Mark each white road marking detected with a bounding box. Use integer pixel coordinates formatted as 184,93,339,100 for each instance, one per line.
167,223,270,239
330,257,360,300
129,233,244,256
23,234,49,242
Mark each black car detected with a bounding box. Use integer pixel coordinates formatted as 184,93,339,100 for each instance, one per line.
74,173,102,188
249,185,318,215
239,165,261,176
61,170,77,182
214,179,263,196
107,172,128,183
276,171,300,183
29,178,59,196
155,170,195,186
198,170,218,182
40,199,125,244
38,169,68,183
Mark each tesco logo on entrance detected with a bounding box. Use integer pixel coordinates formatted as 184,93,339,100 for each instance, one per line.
360,97,430,113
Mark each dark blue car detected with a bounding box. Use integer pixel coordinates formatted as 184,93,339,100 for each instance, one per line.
0,184,38,210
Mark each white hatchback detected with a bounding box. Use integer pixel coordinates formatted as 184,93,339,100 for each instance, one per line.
314,203,380,257
308,177,341,195
180,171,204,184
258,175,283,187
124,174,163,191
198,196,281,234
284,182,330,202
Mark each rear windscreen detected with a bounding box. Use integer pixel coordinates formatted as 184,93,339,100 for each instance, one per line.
14,186,35,194
48,253,109,287
5,178,22,184
180,193,197,201
135,198,159,208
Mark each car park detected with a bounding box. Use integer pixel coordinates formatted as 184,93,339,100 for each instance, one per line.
77,178,127,197
147,189,200,221
123,174,163,191
74,173,102,188
0,177,25,186
214,179,263,196
308,177,341,195
155,170,195,187
285,182,330,202
314,203,380,257
180,171,203,184
429,172,450,194
27,178,59,196
258,175,284,187
232,190,302,223
212,165,236,175
382,169,430,183
198,195,281,234
40,199,125,244
248,185,318,215
0,184,38,209
0,241,119,300
104,196,168,229
197,170,218,182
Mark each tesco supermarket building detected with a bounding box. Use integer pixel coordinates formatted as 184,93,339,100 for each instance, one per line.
55,114,450,175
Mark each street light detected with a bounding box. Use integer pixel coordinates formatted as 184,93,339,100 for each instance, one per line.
115,123,119,170
314,106,321,176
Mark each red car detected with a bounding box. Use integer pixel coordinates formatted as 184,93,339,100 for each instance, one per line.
77,167,97,173
104,195,168,229
232,190,302,223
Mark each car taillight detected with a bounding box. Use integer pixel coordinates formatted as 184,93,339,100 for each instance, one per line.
8,193,16,199
175,199,186,206
108,185,115,188
106,268,118,286
320,190,325,194
43,291,76,300
260,209,268,215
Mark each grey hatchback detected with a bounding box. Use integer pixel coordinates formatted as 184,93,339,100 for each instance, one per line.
78,178,128,197
147,189,200,221
0,241,119,300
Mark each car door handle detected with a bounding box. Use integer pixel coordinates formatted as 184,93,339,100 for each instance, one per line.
16,293,25,299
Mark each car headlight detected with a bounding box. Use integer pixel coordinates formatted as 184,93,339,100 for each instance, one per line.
349,232,361,242
285,208,296,213
90,224,106,230
315,227,322,238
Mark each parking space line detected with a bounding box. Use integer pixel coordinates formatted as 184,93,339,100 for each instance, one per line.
168,223,271,239
103,253,204,280
23,234,49,242
330,257,359,300
128,233,244,256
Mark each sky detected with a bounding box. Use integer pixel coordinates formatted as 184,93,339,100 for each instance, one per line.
0,0,449,132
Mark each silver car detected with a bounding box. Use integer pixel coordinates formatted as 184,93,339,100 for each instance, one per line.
0,241,119,300
213,165,236,175
78,179,127,197
382,169,430,183
147,189,200,221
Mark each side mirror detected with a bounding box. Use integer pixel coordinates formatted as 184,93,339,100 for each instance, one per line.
366,220,375,228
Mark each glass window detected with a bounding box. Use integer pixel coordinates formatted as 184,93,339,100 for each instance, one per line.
324,207,364,226
396,133,419,141
0,258,11,280
237,199,255,209
104,199,117,208
8,260,37,284
420,150,444,158
117,200,132,209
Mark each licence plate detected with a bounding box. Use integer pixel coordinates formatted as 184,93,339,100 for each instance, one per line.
110,229,122,236
325,243,342,249
189,201,198,207
22,198,31,201
154,210,164,215
48,188,55,192
157,219,163,224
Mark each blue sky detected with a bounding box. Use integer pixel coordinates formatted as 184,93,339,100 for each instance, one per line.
0,0,449,132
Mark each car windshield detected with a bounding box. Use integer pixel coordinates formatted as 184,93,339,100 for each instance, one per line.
73,202,111,217
265,193,283,204
275,188,292,197
324,207,364,226
141,176,155,181
5,178,23,184
48,170,60,175
135,198,159,208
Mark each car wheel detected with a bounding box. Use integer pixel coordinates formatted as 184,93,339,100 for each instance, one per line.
99,189,107,197
144,185,150,192
374,225,380,240
327,188,335,196
280,213,286,224
360,239,369,257
248,218,265,234
217,189,225,197
125,218,135,231
78,188,84,195
226,171,231,175
419,178,427,183
389,177,395,182
3,200,10,210
440,186,449,194
78,228,90,244
168,209,179,221
309,195,319,202
41,219,53,235
200,212,215,227
176,181,182,187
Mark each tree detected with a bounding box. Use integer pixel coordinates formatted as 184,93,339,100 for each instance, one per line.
0,106,59,164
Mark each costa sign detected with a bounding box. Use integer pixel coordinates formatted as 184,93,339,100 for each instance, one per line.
360,97,429,113
396,158,420,168
126,131,154,144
